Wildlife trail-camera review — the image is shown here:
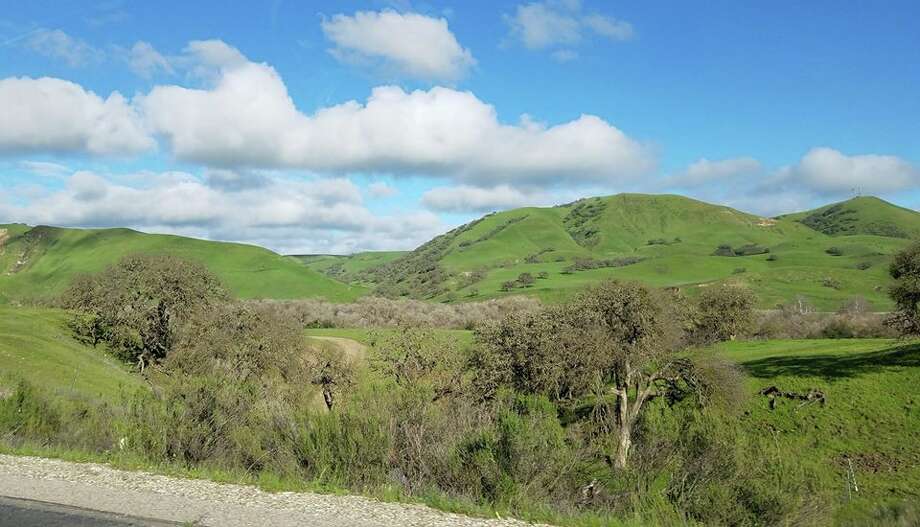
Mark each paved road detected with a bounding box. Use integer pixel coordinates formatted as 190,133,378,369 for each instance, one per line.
0,496,176,526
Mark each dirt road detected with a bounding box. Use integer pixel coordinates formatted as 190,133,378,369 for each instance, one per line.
0,455,550,527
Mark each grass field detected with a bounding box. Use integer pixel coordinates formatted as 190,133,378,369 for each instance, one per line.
716,338,920,520
0,224,366,304
326,194,917,310
0,306,142,402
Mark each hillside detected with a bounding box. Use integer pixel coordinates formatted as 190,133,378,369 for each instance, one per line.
780,196,920,239
0,306,142,402
0,224,366,304
354,194,914,310
291,251,406,284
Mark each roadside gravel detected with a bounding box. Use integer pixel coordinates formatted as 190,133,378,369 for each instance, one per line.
0,454,553,527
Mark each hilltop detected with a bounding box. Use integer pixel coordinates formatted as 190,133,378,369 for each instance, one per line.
781,196,920,239
0,224,365,304
321,194,917,310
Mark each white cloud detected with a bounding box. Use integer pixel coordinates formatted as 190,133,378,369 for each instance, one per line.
666,157,762,187
505,1,634,56
667,149,920,217
581,14,635,40
23,29,102,67
368,181,398,198
0,171,442,254
422,184,537,212
321,10,475,82
140,41,652,184
507,3,582,49
0,76,154,156
125,41,174,78
790,147,919,195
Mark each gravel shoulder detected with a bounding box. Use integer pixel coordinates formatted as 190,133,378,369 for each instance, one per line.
0,454,551,527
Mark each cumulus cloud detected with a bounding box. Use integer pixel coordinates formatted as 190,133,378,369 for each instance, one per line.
664,157,762,188
22,29,102,67
124,41,174,78
504,1,634,58
140,40,652,184
321,10,475,82
0,171,443,254
787,147,919,195
665,149,920,217
0,76,154,156
422,185,536,213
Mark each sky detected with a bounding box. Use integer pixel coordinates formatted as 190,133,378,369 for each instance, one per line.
1,0,918,254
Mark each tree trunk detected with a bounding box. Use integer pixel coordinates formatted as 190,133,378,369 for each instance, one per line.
614,423,631,469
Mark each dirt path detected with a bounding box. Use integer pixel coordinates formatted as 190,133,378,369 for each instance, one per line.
0,455,551,527
307,336,368,362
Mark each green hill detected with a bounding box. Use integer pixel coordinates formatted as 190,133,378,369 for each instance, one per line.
780,196,920,239
291,251,406,284
0,306,142,402
357,194,915,310
0,224,366,304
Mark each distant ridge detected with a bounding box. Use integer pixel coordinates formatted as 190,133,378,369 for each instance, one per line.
780,196,920,239
0,224,366,304
303,193,915,310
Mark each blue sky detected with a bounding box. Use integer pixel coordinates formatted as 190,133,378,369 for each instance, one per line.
1,0,918,253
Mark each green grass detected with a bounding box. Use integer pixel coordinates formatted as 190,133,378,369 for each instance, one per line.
0,224,366,304
362,194,915,310
781,196,920,239
292,251,406,279
715,338,920,520
0,306,142,402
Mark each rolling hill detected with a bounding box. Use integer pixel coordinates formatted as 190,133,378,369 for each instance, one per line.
329,194,917,310
780,196,920,239
0,224,366,304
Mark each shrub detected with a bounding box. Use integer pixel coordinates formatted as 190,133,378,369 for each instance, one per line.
826,247,843,256
887,242,920,336
713,244,735,257
60,254,228,369
692,286,757,344
517,272,535,287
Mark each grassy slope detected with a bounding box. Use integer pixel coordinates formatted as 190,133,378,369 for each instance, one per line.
782,196,920,239
367,194,913,309
717,338,920,519
292,251,406,282
0,306,142,402
0,224,366,304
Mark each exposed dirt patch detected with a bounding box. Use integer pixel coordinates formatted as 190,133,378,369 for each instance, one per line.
307,336,367,363
839,452,905,474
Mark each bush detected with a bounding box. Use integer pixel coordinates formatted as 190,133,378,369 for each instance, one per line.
60,254,228,369
826,247,843,256
692,286,757,344
252,295,541,330
517,273,535,287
